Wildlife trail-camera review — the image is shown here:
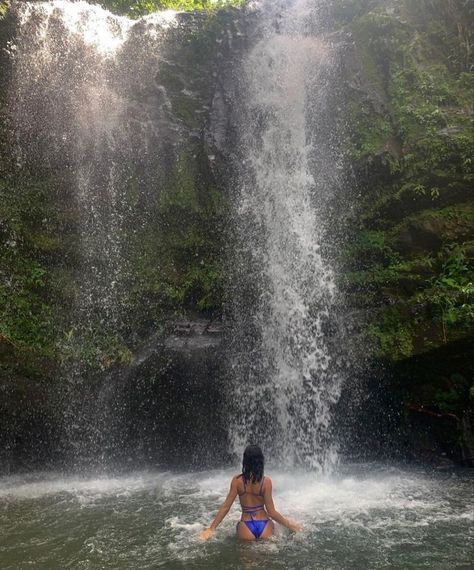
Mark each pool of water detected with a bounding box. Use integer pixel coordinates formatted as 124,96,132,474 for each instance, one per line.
1,463,472,569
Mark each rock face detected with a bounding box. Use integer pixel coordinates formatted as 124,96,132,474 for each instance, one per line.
0,0,472,471
333,0,473,464
124,322,229,468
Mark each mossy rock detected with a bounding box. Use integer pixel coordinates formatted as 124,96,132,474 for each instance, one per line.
391,204,474,255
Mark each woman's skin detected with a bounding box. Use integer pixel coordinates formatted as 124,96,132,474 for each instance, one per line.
199,475,302,540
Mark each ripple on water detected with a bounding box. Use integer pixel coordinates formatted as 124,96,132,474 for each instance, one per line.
0,465,472,570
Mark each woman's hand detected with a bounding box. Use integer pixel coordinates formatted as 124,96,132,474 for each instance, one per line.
199,476,238,540
289,521,303,532
199,527,214,540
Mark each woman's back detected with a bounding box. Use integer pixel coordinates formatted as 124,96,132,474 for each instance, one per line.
236,474,272,540
199,445,302,541
237,474,266,513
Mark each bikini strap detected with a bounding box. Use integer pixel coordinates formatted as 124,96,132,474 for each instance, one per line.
242,505,264,513
241,504,264,521
238,473,246,495
239,474,265,496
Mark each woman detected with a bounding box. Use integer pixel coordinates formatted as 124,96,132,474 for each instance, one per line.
200,445,302,541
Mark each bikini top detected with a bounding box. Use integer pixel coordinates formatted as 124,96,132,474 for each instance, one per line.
238,474,266,516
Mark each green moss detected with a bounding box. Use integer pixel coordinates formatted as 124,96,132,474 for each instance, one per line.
368,308,414,359
58,328,132,372
343,230,400,268
348,107,394,160
130,143,226,318
99,0,244,17
0,253,54,351
0,168,68,359
0,1,9,19
341,0,474,363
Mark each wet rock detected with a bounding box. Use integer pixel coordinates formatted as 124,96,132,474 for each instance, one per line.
393,218,444,255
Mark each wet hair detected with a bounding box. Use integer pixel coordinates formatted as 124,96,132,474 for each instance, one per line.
242,445,264,484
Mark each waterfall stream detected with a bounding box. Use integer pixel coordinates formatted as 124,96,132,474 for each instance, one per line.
9,0,182,466
228,0,346,470
9,0,348,470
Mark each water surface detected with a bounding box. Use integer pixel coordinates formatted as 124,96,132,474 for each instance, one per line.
1,464,472,569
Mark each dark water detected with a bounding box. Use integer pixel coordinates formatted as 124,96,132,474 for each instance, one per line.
1,464,472,569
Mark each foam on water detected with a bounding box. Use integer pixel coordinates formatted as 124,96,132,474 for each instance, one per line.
1,467,471,523
0,472,167,500
0,466,472,569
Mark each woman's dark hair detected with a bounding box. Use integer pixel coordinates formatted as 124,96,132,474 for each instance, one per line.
242,445,264,483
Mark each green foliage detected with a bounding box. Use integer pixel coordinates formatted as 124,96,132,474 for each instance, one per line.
416,245,474,340
341,0,474,364
131,144,226,318
345,203,474,356
347,0,473,175
406,0,474,72
332,0,379,23
434,373,470,415
0,171,63,355
390,60,473,179
368,308,414,359
59,327,132,371
348,109,393,160
389,31,472,170
0,1,9,19
100,0,243,17
0,251,54,351
343,230,401,274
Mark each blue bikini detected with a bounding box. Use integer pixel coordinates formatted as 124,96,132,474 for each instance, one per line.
237,475,272,540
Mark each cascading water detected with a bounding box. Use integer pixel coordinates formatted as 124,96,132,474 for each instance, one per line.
8,0,182,466
9,0,347,470
228,0,347,470
7,0,245,469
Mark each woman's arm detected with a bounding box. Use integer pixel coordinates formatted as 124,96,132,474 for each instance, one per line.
199,476,239,539
263,477,302,532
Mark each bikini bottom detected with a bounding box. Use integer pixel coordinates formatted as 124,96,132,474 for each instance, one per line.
238,519,272,540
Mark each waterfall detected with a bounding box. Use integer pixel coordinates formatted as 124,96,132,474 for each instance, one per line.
228,0,346,471
8,0,181,466
10,0,179,339
7,0,346,470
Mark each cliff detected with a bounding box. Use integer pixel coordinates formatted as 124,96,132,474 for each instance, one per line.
335,0,473,464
